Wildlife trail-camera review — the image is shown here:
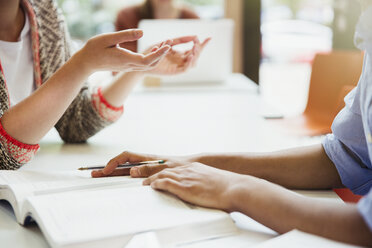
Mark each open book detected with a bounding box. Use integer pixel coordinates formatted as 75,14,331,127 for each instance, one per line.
253,229,363,248
0,170,237,248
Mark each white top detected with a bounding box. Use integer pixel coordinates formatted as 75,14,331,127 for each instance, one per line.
0,12,34,106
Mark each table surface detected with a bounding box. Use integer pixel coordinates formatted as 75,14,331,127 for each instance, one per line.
0,74,341,248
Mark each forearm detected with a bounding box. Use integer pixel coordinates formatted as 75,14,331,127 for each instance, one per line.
101,71,145,107
1,50,91,144
191,144,342,189
229,176,372,246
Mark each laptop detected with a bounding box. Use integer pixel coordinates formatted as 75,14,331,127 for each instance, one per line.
138,19,234,85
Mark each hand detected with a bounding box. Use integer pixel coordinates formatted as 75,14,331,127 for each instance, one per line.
77,29,171,73
143,162,243,211
90,151,184,178
146,36,211,75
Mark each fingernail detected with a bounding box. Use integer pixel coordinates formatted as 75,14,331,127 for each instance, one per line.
131,167,140,177
134,29,143,37
143,178,150,185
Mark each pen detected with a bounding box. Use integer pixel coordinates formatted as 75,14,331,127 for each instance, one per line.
77,160,165,171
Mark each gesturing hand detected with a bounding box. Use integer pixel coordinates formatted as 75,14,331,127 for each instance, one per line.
78,29,171,73
146,36,211,75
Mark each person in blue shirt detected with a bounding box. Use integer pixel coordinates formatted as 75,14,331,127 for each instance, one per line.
93,1,372,246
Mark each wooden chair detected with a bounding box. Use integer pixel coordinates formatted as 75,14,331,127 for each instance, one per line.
275,50,364,136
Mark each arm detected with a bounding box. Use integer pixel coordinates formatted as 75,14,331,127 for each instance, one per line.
144,162,372,247
55,71,145,143
0,30,170,167
94,144,342,190
58,36,210,143
191,144,343,189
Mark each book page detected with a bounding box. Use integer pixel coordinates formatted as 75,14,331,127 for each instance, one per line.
253,230,363,248
25,186,234,247
0,170,142,223
0,170,83,184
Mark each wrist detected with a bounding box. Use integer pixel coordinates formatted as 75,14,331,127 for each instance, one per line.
187,153,208,163
72,47,95,76
225,175,258,213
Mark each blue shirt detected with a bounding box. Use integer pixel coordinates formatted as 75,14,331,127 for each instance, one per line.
322,6,372,231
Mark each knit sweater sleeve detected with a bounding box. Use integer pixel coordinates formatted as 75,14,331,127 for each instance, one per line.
0,120,40,170
53,6,123,143
55,86,123,143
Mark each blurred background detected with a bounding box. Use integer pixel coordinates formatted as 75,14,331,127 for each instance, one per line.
57,0,361,117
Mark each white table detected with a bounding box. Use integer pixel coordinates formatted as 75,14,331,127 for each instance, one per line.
0,74,340,247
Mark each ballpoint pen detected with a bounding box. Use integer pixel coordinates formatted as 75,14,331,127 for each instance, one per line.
77,160,165,170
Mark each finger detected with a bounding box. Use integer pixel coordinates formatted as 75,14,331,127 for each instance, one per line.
165,39,173,46
171,36,197,46
92,168,130,178
141,45,170,65
153,170,182,181
102,29,143,47
184,54,194,66
192,37,201,53
192,36,201,48
103,151,156,175
155,39,173,50
201,37,212,49
131,163,168,178
176,54,193,73
147,59,162,69
150,178,185,198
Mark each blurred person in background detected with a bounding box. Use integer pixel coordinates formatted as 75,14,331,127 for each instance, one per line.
115,0,199,52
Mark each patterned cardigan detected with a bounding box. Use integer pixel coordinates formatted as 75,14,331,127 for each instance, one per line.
0,0,124,170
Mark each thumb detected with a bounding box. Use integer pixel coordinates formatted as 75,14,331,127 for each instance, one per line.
101,29,143,47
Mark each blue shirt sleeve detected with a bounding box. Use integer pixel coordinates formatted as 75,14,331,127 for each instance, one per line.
358,188,372,231
322,88,372,195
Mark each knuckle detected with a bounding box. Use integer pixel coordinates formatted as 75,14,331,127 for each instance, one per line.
157,172,167,179
141,165,153,176
162,178,172,187
108,158,116,165
121,150,130,156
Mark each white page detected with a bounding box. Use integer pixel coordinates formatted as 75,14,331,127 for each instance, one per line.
253,230,364,248
125,232,161,248
26,186,233,247
0,170,142,223
0,170,84,184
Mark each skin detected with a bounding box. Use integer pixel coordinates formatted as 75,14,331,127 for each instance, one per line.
0,1,208,145
92,145,372,246
92,0,372,246
102,36,210,106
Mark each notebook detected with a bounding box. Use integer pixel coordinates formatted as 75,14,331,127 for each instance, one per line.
0,170,238,248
